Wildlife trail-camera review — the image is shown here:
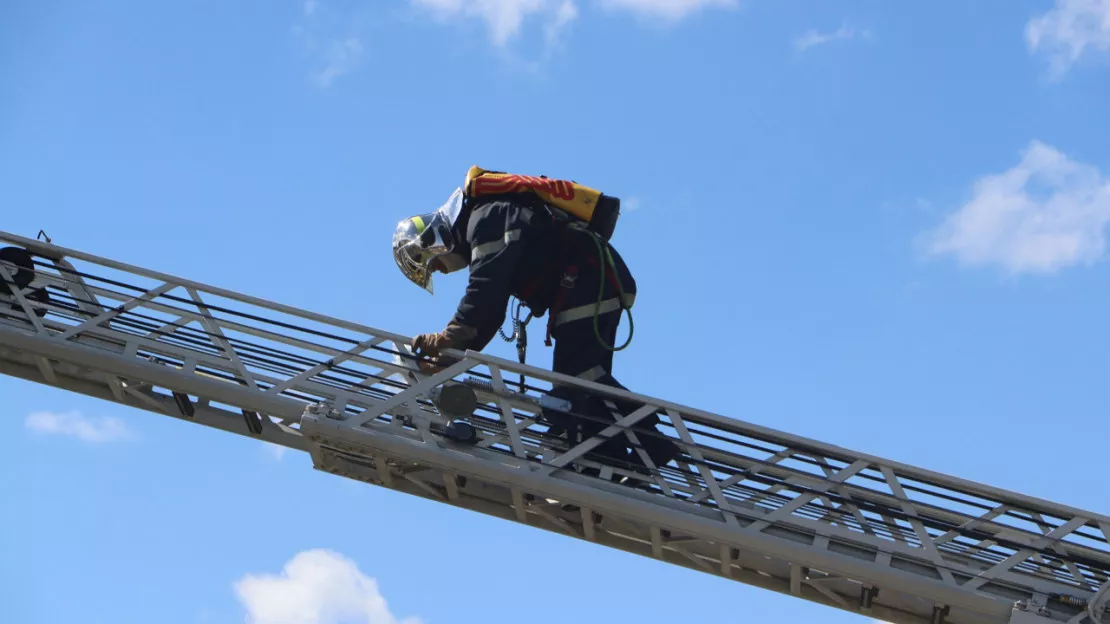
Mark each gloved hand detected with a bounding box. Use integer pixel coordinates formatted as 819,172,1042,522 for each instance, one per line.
412,339,452,376
412,322,477,371
412,331,455,358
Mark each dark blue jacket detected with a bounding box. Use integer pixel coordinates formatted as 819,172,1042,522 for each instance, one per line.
447,198,636,352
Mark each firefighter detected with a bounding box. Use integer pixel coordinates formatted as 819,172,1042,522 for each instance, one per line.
391,167,680,477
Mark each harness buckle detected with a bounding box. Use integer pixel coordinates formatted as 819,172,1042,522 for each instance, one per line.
560,267,579,289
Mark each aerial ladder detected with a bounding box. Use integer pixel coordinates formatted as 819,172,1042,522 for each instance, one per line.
1,229,1108,624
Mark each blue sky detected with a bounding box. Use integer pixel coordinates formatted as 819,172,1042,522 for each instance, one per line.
3,0,1110,622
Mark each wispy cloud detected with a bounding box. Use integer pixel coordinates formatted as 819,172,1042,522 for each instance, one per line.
409,0,733,50
922,140,1110,275
1026,0,1110,79
294,0,365,87
25,410,135,443
793,23,870,52
315,37,364,88
235,549,421,624
596,0,737,21
410,0,578,48
545,0,579,48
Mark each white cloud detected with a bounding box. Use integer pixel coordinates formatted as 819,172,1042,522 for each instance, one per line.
596,0,737,21
924,140,1110,274
1026,0,1110,78
411,0,574,47
545,0,579,46
793,24,870,52
235,550,421,624
314,37,364,87
294,1,365,87
410,0,732,47
24,410,134,443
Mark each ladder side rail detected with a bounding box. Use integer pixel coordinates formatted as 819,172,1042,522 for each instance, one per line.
0,231,416,349
318,350,1108,603
18,289,536,436
639,449,1106,587
311,441,988,624
465,351,1110,545
309,439,949,624
6,233,1109,621
0,303,372,422
43,316,399,421
8,228,1108,537
0,322,1075,623
309,388,1102,623
4,266,553,457
0,346,308,451
445,353,1110,595
7,300,1092,605
12,238,1110,595
492,355,1110,590
2,231,1055,528
5,241,433,438
15,244,529,420
636,429,1110,576
8,245,585,448
302,406,1019,624
8,243,1110,586
14,260,423,415
0,305,505,455
0,322,305,421
64,280,422,400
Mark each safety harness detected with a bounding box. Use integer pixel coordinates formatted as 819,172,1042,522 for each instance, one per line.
498,223,635,389
543,223,634,351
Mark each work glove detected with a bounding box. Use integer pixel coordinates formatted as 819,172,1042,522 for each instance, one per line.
412,332,454,358
412,322,477,373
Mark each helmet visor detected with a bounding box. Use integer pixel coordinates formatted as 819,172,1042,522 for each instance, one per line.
392,188,466,294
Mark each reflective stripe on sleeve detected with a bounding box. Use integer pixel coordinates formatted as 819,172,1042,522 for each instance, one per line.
471,229,522,263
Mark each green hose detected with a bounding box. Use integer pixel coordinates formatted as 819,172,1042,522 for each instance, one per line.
579,225,634,352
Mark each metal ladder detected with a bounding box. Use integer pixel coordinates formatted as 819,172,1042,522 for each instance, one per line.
1,229,1107,624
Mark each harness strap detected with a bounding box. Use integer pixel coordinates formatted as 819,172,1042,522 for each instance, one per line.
584,254,624,295
515,217,635,352
545,265,578,347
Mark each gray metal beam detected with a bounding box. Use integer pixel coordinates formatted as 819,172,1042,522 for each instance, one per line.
0,349,306,450
2,229,1107,624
